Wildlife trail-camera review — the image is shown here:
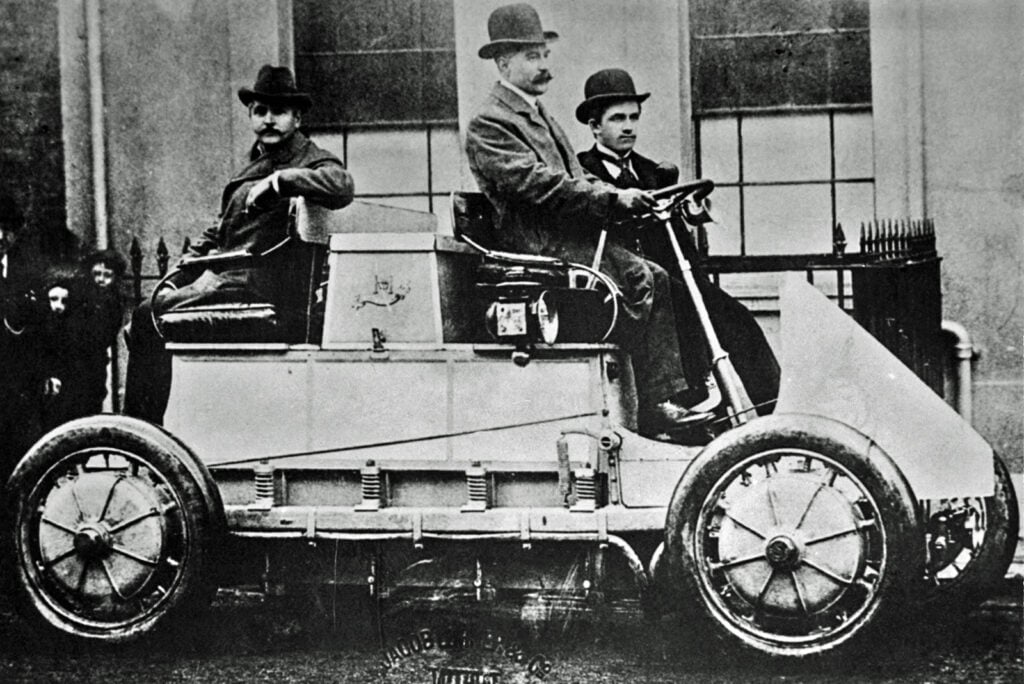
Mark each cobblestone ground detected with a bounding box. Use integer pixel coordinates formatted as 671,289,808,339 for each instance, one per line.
0,584,1019,683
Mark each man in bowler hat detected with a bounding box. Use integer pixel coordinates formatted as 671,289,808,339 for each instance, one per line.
576,68,780,411
464,3,714,440
124,65,355,424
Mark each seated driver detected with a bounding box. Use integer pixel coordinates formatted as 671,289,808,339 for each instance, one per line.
464,4,712,441
124,65,354,424
575,68,779,412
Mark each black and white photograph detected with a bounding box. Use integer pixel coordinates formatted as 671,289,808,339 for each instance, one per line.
0,0,1020,681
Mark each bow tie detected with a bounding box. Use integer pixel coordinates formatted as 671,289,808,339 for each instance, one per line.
597,151,640,188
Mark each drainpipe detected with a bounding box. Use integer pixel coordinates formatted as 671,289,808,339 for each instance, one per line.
941,320,976,424
85,0,109,249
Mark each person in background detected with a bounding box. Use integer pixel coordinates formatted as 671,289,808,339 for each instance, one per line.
575,68,779,412
37,267,81,431
77,248,128,415
123,65,355,424
0,191,47,473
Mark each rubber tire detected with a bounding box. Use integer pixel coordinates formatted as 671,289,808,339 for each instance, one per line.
920,450,1019,614
664,414,924,659
2,415,225,643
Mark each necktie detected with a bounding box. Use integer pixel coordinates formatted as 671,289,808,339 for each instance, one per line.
537,101,574,175
598,152,640,189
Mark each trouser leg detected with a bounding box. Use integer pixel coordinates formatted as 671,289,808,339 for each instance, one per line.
122,299,171,424
602,246,689,409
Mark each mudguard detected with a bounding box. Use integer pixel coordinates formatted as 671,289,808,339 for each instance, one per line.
774,274,992,500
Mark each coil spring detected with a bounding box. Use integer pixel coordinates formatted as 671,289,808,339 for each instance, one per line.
467,470,488,503
575,471,596,501
254,462,274,502
361,469,382,501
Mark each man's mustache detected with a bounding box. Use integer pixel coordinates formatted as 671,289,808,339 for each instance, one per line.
533,73,552,84
258,127,279,134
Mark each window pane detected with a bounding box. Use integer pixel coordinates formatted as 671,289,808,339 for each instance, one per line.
743,114,830,182
347,129,429,195
744,185,833,254
698,118,740,183
833,111,873,178
294,0,456,126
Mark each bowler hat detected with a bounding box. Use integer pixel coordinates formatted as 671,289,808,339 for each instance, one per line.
238,65,312,112
575,68,650,123
478,3,558,59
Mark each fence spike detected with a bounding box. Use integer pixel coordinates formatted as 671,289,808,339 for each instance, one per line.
129,236,143,303
157,237,170,277
832,222,847,256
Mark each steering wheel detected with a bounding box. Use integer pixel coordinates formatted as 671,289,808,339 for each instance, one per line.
649,178,715,222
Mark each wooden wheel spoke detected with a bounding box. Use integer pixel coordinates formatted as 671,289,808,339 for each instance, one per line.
101,559,130,600
42,547,79,569
109,544,159,567
76,558,90,593
711,551,766,572
40,516,78,536
805,518,875,546
766,481,781,527
723,512,768,540
790,571,809,616
106,508,160,534
801,557,854,586
794,484,825,530
70,480,89,522
755,567,776,611
96,475,124,524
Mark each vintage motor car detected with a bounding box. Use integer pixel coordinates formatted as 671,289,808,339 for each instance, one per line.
3,181,1017,660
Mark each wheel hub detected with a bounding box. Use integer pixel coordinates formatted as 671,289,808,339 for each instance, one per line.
72,524,111,560
713,470,868,615
36,470,169,603
765,535,801,569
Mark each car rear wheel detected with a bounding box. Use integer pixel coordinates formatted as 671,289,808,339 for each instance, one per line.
664,414,923,659
3,416,224,643
921,450,1019,613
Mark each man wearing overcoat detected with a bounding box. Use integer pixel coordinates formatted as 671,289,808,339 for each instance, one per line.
124,65,355,424
464,3,711,439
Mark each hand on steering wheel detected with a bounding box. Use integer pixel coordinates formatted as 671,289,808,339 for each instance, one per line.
614,188,657,213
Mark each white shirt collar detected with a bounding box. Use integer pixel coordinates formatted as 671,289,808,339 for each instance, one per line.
595,142,634,178
499,79,539,110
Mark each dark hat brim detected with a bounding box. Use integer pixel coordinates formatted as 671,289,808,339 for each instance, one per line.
575,91,650,123
238,87,313,112
478,31,559,59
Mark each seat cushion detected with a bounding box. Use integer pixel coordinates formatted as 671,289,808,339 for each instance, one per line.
158,302,285,343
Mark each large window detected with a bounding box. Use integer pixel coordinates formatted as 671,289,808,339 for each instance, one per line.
294,0,458,128
293,0,461,222
690,0,873,257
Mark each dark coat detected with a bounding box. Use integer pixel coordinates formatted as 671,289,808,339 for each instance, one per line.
579,145,780,412
465,83,620,263
577,146,685,263
465,83,692,407
183,130,354,308
0,242,47,472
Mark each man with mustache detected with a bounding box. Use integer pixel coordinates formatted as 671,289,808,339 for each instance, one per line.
123,65,354,424
464,4,712,440
575,68,779,412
